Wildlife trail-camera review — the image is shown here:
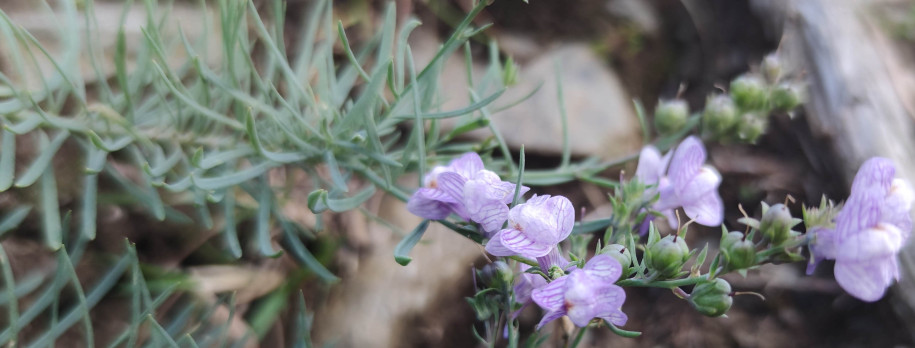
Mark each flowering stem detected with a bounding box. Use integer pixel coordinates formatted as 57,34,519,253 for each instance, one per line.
617,274,709,288
508,255,538,267
568,326,587,348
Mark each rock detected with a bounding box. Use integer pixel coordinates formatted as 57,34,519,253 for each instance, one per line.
0,2,220,89
409,29,642,159
312,177,483,347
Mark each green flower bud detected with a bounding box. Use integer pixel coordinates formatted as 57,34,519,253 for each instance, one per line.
702,94,738,137
654,99,689,135
736,112,768,144
759,203,796,245
646,235,689,278
548,265,566,280
761,53,781,83
771,82,802,111
689,278,733,317
602,244,633,278
730,74,769,110
720,231,756,271
479,261,513,289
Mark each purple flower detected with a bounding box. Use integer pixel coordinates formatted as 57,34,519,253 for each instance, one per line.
635,136,724,228
407,152,483,219
809,158,913,301
484,195,575,259
406,153,528,234
531,254,628,328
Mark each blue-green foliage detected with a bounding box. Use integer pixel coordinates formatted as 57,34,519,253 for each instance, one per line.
0,0,510,345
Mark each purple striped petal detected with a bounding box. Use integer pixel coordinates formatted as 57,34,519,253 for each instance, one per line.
835,189,883,240
682,190,724,227
668,136,706,190
531,276,569,311
449,152,484,179
834,255,897,302
807,227,837,274
850,157,895,196
464,180,510,233
584,254,623,283
485,230,516,256
549,196,576,241
535,309,568,330
437,171,467,202
676,166,721,203
500,227,554,258
406,189,453,219
599,309,629,327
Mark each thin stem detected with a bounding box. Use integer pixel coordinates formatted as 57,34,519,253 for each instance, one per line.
617,274,709,288
568,326,587,348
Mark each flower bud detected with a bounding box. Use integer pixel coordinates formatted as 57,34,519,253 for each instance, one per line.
702,94,738,137
759,203,796,245
771,82,802,111
730,74,769,110
720,231,756,270
761,53,781,83
602,243,633,278
646,235,689,278
689,278,733,317
736,112,768,144
479,261,513,289
654,99,689,135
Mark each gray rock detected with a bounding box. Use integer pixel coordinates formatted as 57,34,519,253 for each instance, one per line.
410,30,642,159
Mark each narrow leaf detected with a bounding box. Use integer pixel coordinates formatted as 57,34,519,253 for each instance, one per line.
394,219,430,266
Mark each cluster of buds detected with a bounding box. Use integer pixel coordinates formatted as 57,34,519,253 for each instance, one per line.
701,52,805,143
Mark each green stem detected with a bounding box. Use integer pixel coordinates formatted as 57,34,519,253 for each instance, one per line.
617,274,709,288
568,326,587,348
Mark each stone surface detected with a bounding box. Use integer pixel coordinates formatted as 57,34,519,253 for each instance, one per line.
0,1,220,89
312,178,483,347
410,30,642,159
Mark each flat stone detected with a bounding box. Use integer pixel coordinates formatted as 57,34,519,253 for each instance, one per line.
410,29,642,159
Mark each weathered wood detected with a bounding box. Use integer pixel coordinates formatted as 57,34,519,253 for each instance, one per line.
752,0,915,330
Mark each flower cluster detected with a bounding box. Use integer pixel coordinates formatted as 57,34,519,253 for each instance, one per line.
406,152,529,236
636,136,724,229
808,158,914,301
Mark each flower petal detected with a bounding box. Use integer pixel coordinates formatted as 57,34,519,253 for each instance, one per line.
406,189,452,219
531,275,569,312
834,256,897,302
500,227,555,258
583,254,623,283
635,146,664,184
668,136,707,190
549,195,576,242
807,226,837,274
884,178,914,236
600,310,629,327
676,166,721,203
850,157,895,196
437,172,467,202
836,223,905,261
485,230,516,256
464,179,510,233
682,190,724,227
535,310,568,330
835,189,884,240
448,152,484,179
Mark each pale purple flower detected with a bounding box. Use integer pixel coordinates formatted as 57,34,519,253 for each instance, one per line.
484,195,575,259
808,157,914,301
406,153,528,234
635,136,724,228
531,254,628,328
407,152,483,219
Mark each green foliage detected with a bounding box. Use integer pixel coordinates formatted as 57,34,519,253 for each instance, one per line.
0,0,509,344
